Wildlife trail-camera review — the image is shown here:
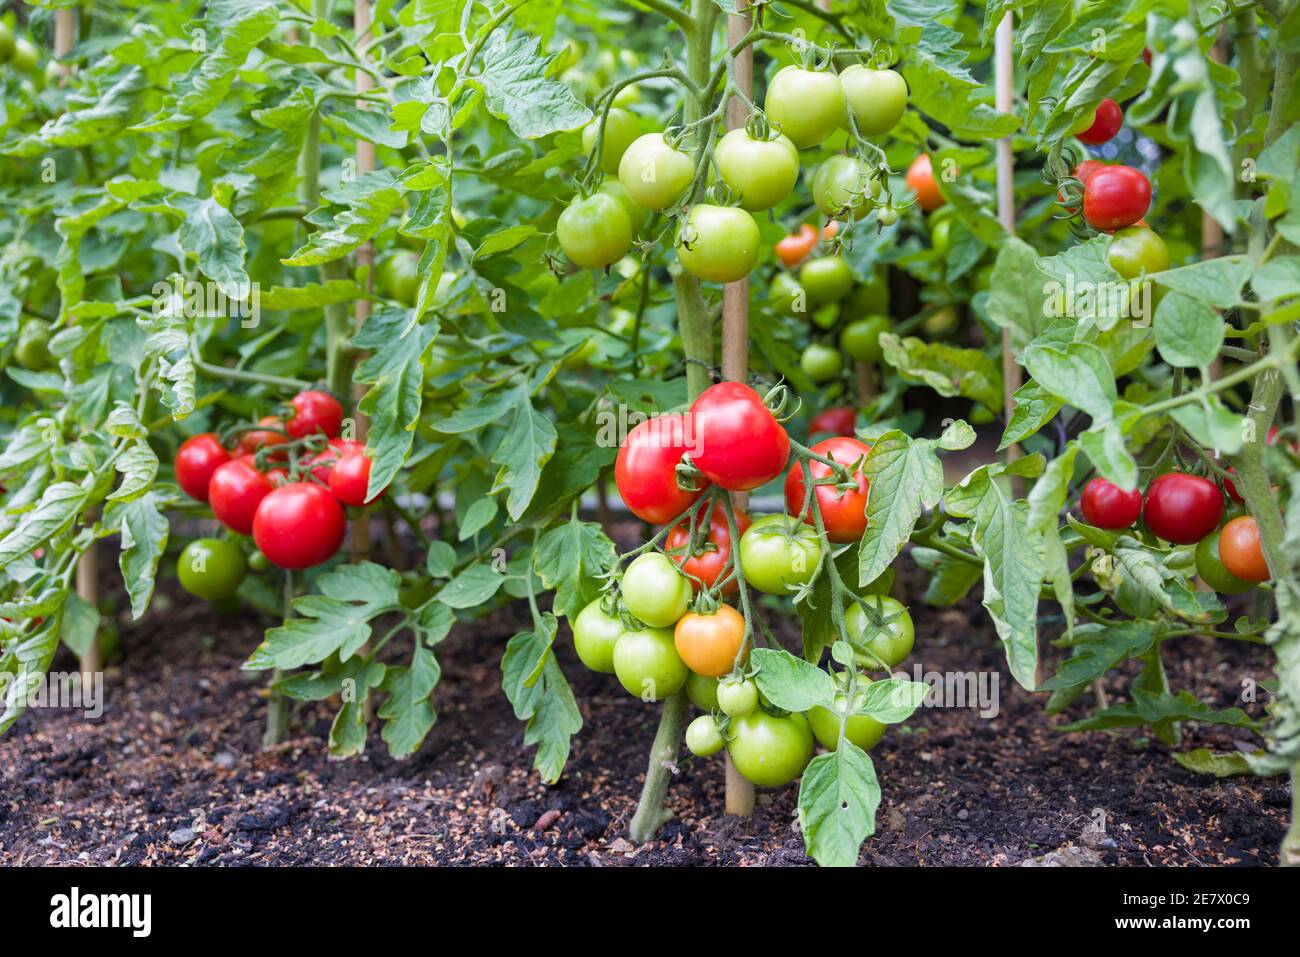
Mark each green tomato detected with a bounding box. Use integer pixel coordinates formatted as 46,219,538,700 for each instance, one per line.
769,271,807,317
1195,531,1255,595
557,192,632,270
764,66,845,149
714,128,799,211
717,676,758,717
839,65,908,136
248,550,270,573
685,715,725,756
11,37,38,74
847,270,890,316
376,251,421,305
921,304,960,338
618,133,694,210
612,626,689,701
806,681,887,751
582,107,640,174
1107,225,1170,279
810,304,840,330
571,598,625,673
622,552,692,627
676,204,760,284
971,262,995,292
727,711,814,787
931,217,952,257
846,595,915,668
812,155,878,220
686,671,720,711
177,538,247,602
738,514,823,595
969,403,997,425
801,343,843,383
0,22,14,63
840,315,890,363
876,206,899,227
598,179,648,236
798,256,854,306
14,318,53,371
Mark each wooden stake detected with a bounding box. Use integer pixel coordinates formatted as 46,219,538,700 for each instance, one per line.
994,13,1022,483
722,0,756,822
352,0,375,564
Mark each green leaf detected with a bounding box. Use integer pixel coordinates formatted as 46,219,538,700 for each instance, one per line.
1113,538,1214,621
911,546,983,607
1022,340,1116,422
999,381,1065,450
59,592,102,659
857,678,928,723
328,659,387,759
379,646,441,758
108,441,159,503
1078,422,1138,490
1171,748,1261,778
878,333,1003,408
501,614,582,783
986,236,1051,349
474,33,592,139
1059,689,1258,733
1154,292,1224,368
856,430,950,587
797,743,880,868
105,492,170,620
751,648,836,712
1169,395,1245,455
282,171,404,267
1040,621,1155,692
490,388,558,520
0,481,84,567
256,279,365,310
533,519,617,619
1252,256,1300,303
425,541,457,578
1152,256,1250,308
1027,444,1079,636
437,563,505,609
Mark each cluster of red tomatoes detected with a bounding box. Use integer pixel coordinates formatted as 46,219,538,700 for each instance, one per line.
173,390,385,598
1080,468,1273,593
570,381,917,788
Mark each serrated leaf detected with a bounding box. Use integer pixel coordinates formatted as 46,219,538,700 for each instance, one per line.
751,648,836,712
475,33,591,139
797,744,880,868
501,615,582,783
857,431,945,587
437,563,505,609
105,492,170,620
379,646,441,758
534,519,617,619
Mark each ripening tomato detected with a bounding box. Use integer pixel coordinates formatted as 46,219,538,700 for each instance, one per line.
558,192,632,269
1195,531,1255,594
1142,472,1223,544
1079,477,1142,529
615,413,710,524
800,343,843,383
329,443,382,506
906,154,945,212
799,256,854,305
664,504,751,593
177,538,247,601
764,66,845,148
846,595,914,668
175,433,231,502
685,715,725,756
676,204,761,283
715,128,799,211
618,132,694,210
612,626,689,700
571,598,625,673
689,382,790,491
208,457,277,535
784,436,871,543
622,553,692,628
1083,165,1151,231
239,416,289,457
806,679,887,751
738,514,823,595
839,65,908,136
286,390,343,440
1076,98,1123,145
809,406,857,438
840,315,890,364
812,155,877,220
1107,225,1169,278
717,676,758,717
1219,516,1270,582
775,223,818,268
727,711,813,788
674,604,746,677
252,482,347,569
582,106,640,174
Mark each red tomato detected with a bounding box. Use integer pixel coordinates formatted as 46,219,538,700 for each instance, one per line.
665,504,751,593
784,436,871,543
302,437,348,484
775,223,817,268
1142,47,1152,67
906,154,944,212
208,457,276,535
175,433,231,502
689,382,791,492
1076,98,1123,145
1083,165,1151,231
286,390,344,440
239,416,289,458
1079,477,1142,529
329,443,383,506
615,413,711,524
1075,160,1106,183
809,406,857,438
1143,472,1224,544
1218,516,1270,582
253,482,347,569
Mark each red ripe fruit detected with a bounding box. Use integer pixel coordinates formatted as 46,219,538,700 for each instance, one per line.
176,433,231,502
809,406,857,438
1142,473,1224,544
1083,165,1151,231
689,382,791,492
615,413,710,525
287,390,344,440
1079,477,1142,529
1076,98,1123,145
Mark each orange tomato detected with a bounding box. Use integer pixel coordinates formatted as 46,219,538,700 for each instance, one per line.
674,604,746,678
821,220,840,241
775,223,818,268
906,154,944,212
1219,516,1270,582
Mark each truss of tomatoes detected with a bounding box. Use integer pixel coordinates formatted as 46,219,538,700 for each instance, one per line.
1079,471,1273,589
579,381,916,789
175,390,387,574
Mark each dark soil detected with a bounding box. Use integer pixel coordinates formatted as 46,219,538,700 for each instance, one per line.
0,550,1287,867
